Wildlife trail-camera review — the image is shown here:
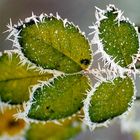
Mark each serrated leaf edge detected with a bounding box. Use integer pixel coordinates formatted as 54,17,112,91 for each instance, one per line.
90,4,140,77
14,74,89,124
83,75,136,131
1,49,62,77
0,99,19,115
6,13,93,73
120,101,140,133
88,63,118,82
0,106,29,140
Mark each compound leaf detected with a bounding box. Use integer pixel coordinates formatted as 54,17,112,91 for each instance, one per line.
17,15,92,73
27,74,91,121
0,51,53,104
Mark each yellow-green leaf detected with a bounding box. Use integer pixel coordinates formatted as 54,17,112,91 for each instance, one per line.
0,51,53,104
18,15,92,73
25,116,82,140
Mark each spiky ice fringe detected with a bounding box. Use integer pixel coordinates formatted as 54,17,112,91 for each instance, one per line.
0,100,13,114
3,49,64,77
0,95,24,114
83,82,110,131
135,52,140,75
120,101,140,133
0,106,30,140
3,50,89,79
127,30,140,77
14,102,82,125
0,50,63,108
90,4,140,78
5,12,93,74
0,122,29,140
85,63,120,83
14,76,61,124
119,76,137,121
14,74,88,124
0,124,30,140
83,75,136,131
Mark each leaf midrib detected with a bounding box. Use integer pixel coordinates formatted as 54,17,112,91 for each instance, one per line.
0,73,51,82
26,28,83,69
45,31,82,68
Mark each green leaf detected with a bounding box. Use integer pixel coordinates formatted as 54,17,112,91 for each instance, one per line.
18,15,92,73
85,76,134,123
98,6,139,67
27,74,91,121
25,116,81,140
0,51,53,104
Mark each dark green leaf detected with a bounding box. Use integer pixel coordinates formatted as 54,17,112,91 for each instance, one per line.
99,7,139,67
86,76,134,123
27,74,91,121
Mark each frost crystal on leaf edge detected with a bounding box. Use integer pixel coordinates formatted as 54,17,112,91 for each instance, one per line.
83,75,136,130
90,4,140,78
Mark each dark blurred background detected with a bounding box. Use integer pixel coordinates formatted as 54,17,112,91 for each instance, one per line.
0,0,140,140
